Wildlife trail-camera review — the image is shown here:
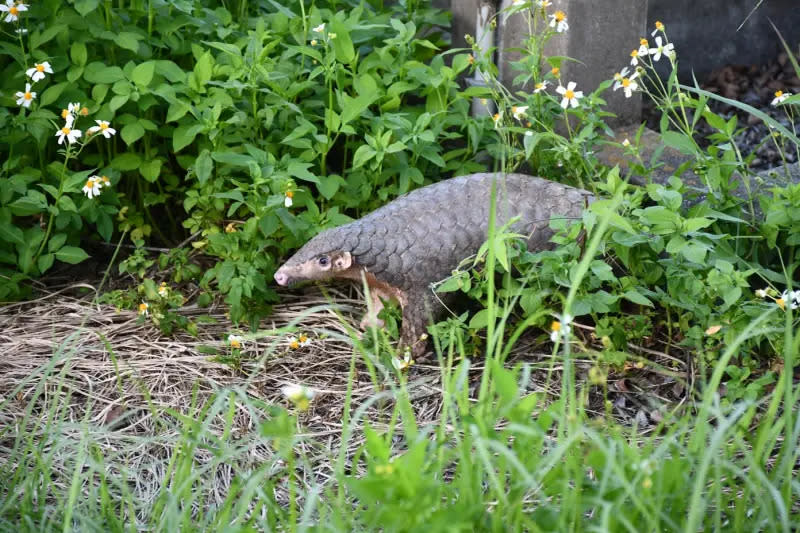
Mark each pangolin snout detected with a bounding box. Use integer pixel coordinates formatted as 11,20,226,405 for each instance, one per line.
274,270,289,286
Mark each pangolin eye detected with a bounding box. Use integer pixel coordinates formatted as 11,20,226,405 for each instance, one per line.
318,256,329,266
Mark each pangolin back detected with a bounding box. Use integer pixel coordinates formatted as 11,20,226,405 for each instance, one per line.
279,173,592,290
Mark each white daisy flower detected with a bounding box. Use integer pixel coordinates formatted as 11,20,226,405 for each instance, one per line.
771,90,791,106
14,83,35,108
556,81,583,109
55,123,82,145
87,120,117,138
0,0,27,23
82,176,102,198
26,61,53,82
549,10,568,33
511,105,528,121
281,383,315,410
648,36,675,62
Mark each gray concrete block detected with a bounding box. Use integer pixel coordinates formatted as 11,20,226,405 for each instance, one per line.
451,0,482,52
649,0,800,81
537,0,648,127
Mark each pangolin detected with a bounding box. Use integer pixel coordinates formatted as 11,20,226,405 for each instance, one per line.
274,173,593,355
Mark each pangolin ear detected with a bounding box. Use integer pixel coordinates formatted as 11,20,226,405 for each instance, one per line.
333,251,352,270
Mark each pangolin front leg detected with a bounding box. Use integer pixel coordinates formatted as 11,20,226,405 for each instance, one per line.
399,290,434,358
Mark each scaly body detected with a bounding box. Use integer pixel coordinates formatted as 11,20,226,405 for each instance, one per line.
274,173,593,355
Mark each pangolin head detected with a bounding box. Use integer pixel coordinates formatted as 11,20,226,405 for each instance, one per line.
273,226,357,286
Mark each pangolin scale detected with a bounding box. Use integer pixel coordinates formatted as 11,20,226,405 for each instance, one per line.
274,173,593,355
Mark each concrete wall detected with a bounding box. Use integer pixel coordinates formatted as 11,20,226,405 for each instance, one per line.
649,0,800,80
452,0,647,126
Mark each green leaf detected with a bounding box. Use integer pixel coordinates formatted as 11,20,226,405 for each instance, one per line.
661,131,697,156
92,84,109,104
40,82,68,106
112,152,142,171
9,192,47,216
57,195,78,213
109,94,129,113
84,62,125,84
0,221,25,246
684,217,713,233
140,159,163,182
352,145,376,169
96,211,113,242
330,20,355,64
623,290,653,307
73,0,99,16
195,150,213,184
121,122,145,146
55,246,90,264
287,162,319,184
131,61,156,86
317,175,343,200
37,253,54,274
340,75,379,126
30,24,65,49
47,233,67,252
70,42,87,66
590,260,615,282
258,212,279,238
191,51,213,90
173,123,204,152
681,241,708,264
469,309,490,330
166,100,192,122
494,239,509,271
156,60,186,83
116,32,142,53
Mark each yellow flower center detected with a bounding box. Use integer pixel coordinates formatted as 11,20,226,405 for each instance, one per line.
138,303,148,313
285,190,294,198
536,82,544,89
775,90,783,98
554,10,565,21
230,339,241,348
24,92,31,100
101,176,110,184
61,109,69,119
551,321,562,332
36,64,44,72
564,90,575,99
80,107,89,115
551,67,559,75
10,6,18,15
776,298,786,310
100,122,108,130
622,78,631,87
62,127,71,134
85,179,94,188
289,340,300,349
640,38,648,46
631,50,639,58
655,21,663,30
299,334,308,343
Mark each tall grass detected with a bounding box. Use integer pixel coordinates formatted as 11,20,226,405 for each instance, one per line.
1,189,797,531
